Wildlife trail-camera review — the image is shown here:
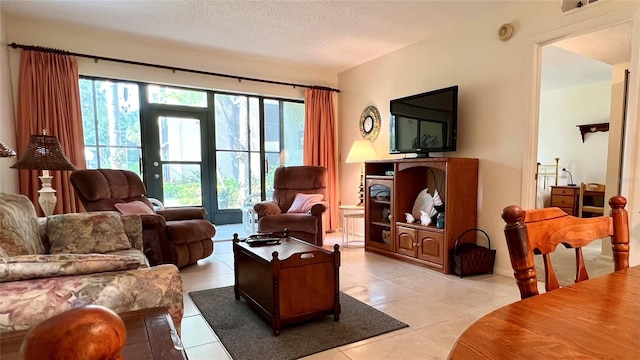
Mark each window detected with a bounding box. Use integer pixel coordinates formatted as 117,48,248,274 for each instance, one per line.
147,85,208,108
213,95,304,210
79,77,305,223
79,78,142,174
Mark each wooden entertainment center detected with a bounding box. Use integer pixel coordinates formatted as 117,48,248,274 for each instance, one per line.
364,157,478,273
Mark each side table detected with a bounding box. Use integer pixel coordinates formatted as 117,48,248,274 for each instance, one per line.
339,204,365,246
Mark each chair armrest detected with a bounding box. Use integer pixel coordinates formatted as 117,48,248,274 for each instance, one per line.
138,214,171,266
157,207,207,221
140,214,167,228
254,201,282,217
309,201,328,216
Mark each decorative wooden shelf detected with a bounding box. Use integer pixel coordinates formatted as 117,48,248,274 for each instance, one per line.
577,123,609,142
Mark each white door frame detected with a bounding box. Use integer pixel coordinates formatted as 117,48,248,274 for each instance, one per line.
523,8,640,265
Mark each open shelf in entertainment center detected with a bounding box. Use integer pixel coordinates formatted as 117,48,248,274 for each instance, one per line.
364,157,478,273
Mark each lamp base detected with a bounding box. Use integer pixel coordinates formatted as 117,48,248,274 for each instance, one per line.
38,175,57,217
358,164,365,205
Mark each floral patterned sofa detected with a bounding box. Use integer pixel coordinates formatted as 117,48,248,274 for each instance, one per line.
0,193,184,334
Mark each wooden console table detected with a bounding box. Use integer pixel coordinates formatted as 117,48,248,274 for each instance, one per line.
233,234,341,336
0,307,187,360
364,158,479,273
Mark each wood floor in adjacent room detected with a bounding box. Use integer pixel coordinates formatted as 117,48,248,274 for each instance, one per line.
179,224,522,360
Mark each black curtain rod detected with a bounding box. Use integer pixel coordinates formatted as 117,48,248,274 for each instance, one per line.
8,42,340,93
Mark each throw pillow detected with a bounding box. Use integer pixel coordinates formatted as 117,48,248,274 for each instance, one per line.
0,193,45,256
114,201,155,215
0,253,141,283
47,212,132,254
412,188,435,221
287,193,324,213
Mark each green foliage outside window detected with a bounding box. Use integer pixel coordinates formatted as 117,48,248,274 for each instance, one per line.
79,79,142,175
217,176,242,209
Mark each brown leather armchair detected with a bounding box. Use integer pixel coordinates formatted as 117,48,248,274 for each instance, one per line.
253,166,327,246
70,169,215,268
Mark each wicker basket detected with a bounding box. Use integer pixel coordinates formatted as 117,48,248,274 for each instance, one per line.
450,228,495,278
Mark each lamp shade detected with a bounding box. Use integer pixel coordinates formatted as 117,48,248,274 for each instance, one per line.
11,134,77,171
346,140,376,163
0,141,16,157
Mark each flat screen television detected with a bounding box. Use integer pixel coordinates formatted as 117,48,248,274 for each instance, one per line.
389,85,458,157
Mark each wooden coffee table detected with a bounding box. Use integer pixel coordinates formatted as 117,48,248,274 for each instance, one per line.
233,233,341,336
0,307,186,360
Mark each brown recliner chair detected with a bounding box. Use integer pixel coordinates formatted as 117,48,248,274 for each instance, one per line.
70,169,215,268
253,166,327,246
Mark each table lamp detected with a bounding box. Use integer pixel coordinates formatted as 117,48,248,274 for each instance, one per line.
562,168,576,186
346,139,377,205
11,131,77,216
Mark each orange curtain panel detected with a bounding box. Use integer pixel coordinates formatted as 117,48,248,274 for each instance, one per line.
303,88,338,231
16,50,86,215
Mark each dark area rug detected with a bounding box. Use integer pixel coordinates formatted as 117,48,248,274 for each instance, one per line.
189,286,408,360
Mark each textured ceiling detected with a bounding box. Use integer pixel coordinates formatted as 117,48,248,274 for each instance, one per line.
544,22,632,91
1,0,506,72
1,0,632,87
554,22,632,66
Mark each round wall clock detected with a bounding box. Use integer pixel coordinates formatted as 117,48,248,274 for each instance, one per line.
359,105,381,141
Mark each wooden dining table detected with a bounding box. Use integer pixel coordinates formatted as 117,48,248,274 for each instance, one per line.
449,266,640,359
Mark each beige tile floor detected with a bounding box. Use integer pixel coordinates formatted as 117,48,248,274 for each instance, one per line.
179,225,523,360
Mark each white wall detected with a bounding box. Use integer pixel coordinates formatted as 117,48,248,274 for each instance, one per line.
0,7,18,194
337,1,640,276
539,80,612,185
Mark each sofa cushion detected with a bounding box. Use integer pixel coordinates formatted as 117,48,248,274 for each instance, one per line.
47,212,131,254
0,263,184,334
107,248,150,268
114,201,155,215
120,215,144,251
0,193,45,256
0,253,141,282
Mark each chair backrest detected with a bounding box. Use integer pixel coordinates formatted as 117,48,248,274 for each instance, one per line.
578,182,606,217
272,166,327,211
502,196,629,299
70,169,154,212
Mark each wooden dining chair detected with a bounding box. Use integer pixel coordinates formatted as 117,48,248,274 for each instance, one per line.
501,195,629,299
578,182,606,217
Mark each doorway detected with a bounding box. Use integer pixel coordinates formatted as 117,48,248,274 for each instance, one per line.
537,22,632,208
533,20,633,281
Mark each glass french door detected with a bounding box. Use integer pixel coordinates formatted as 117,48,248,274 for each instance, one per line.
79,77,304,224
213,94,264,224
143,109,212,212
81,79,305,226
212,94,305,224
